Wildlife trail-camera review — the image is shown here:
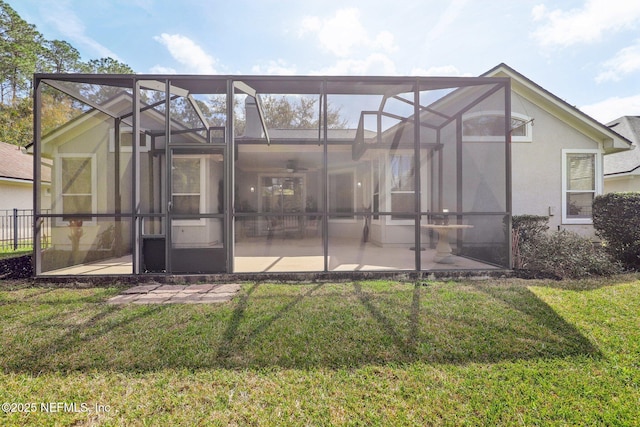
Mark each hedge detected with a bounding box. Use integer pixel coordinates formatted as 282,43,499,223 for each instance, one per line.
512,214,623,278
593,192,640,270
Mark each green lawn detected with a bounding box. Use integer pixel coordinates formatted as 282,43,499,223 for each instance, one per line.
0,276,638,426
0,248,31,259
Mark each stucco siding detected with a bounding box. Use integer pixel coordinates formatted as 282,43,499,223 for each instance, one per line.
604,175,640,193
510,93,602,238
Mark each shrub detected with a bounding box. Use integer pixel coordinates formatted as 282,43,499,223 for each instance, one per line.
511,215,623,278
518,230,623,279
512,215,550,241
512,215,549,269
593,192,640,271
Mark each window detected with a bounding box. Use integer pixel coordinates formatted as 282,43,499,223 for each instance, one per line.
172,156,204,218
562,150,601,224
58,154,96,222
109,127,149,152
329,171,354,219
390,154,414,220
260,176,304,213
463,111,532,142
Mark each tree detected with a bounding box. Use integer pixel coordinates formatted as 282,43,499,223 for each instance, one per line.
40,40,82,73
73,57,136,104
0,0,44,104
260,95,348,130
0,4,139,146
80,57,134,74
0,96,31,145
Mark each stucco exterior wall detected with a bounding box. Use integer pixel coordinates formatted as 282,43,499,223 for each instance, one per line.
510,93,603,238
604,174,640,193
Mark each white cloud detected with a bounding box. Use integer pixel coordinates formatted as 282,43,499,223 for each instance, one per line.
45,1,119,59
148,65,178,74
251,60,297,75
531,0,640,47
531,4,547,21
299,16,322,34
153,33,217,74
410,65,471,77
596,40,640,82
581,94,640,123
312,53,398,76
299,8,397,57
374,31,396,53
425,0,469,44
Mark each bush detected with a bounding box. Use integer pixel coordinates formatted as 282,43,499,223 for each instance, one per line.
512,215,622,279
593,192,640,271
512,215,549,269
519,230,623,279
512,215,550,241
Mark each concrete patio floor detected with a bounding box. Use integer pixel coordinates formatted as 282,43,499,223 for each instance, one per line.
41,237,499,275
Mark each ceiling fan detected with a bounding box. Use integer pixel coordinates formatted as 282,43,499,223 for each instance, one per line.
285,159,308,173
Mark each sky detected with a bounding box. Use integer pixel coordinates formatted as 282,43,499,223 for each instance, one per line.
10,0,640,124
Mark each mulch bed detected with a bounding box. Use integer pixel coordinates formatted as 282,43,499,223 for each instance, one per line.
0,254,33,279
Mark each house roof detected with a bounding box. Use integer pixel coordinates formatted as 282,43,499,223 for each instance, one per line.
483,63,633,154
37,91,207,158
0,141,50,183
603,116,640,176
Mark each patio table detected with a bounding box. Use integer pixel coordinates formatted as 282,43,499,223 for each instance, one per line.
421,224,474,264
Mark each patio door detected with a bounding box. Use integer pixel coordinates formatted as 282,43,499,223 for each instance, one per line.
167,146,226,273
261,176,305,214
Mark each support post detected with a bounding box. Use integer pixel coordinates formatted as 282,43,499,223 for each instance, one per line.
322,80,329,272
414,81,422,271
226,79,235,273
13,208,18,250
33,77,42,275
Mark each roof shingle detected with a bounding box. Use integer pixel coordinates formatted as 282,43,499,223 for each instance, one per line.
0,141,50,182
604,116,640,175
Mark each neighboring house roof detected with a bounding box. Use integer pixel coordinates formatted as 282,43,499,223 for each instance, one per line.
0,141,51,183
604,116,640,176
483,63,633,154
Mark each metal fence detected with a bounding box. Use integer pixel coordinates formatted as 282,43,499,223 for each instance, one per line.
0,209,51,251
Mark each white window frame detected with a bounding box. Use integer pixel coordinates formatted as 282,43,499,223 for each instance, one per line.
328,169,356,223
462,111,532,142
108,127,150,152
387,152,415,225
171,155,206,226
561,149,602,225
55,153,97,226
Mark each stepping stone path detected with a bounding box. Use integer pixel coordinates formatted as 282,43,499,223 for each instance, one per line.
107,283,241,304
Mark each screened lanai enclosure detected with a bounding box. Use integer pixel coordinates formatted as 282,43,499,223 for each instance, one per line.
32,74,511,276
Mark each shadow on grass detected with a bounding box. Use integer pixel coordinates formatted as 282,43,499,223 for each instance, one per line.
0,281,601,374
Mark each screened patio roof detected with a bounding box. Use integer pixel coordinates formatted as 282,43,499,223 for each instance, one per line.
37,74,509,137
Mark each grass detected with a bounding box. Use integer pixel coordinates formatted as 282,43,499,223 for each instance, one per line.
0,248,32,259
0,275,638,426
